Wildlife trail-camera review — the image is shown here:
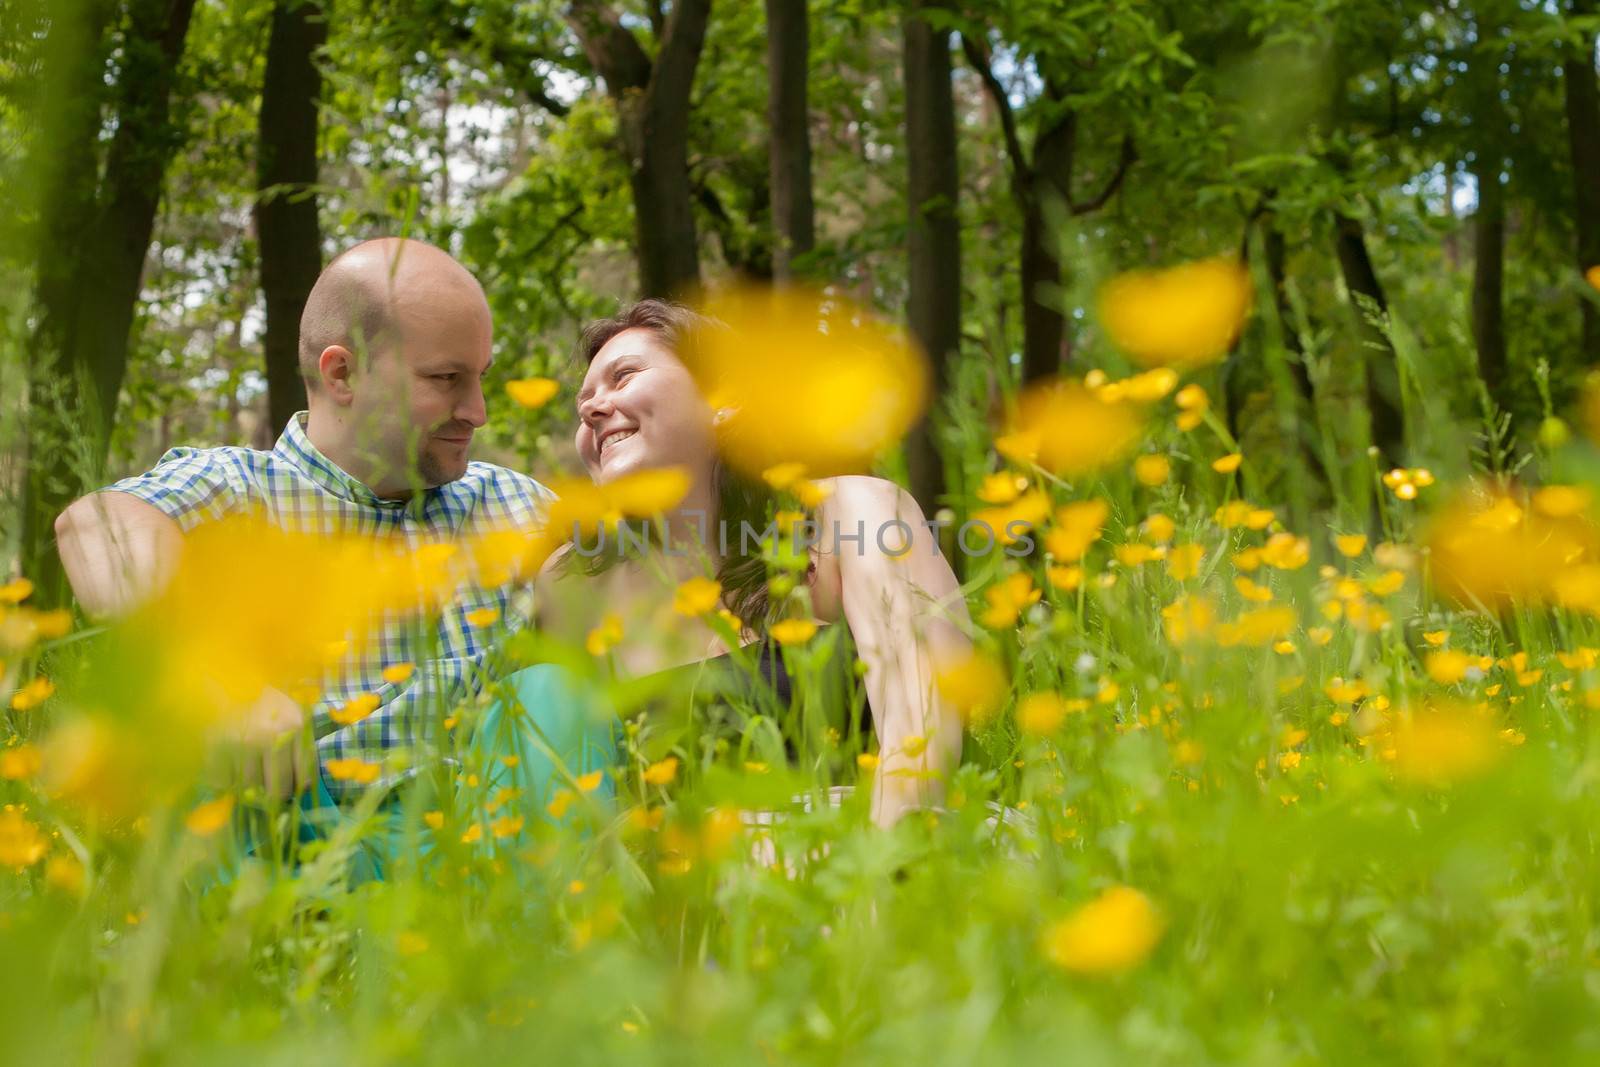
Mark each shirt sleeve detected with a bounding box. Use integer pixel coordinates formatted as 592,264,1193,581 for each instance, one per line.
102,447,244,532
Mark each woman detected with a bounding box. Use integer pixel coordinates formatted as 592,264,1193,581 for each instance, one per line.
531,299,971,827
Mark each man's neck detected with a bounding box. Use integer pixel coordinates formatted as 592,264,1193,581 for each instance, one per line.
302,408,413,501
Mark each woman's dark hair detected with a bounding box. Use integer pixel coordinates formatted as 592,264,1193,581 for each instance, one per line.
576,299,787,634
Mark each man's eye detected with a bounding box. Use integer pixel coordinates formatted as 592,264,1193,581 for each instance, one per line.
432,373,457,382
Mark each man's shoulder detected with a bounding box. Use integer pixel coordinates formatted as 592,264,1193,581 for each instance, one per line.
458,462,556,507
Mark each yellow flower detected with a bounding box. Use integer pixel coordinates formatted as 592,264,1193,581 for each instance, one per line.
325,758,382,784
688,284,929,478
1164,543,1203,585
1133,454,1171,487
1259,533,1310,570
770,618,819,646
1114,543,1160,567
761,461,809,491
1174,384,1209,431
424,811,445,830
1041,886,1164,974
642,756,680,786
184,795,235,837
935,648,1009,725
493,814,526,838
575,770,605,793
973,490,1051,547
460,823,483,844
9,676,54,712
1533,485,1591,518
1161,595,1215,645
1047,565,1084,591
32,609,71,640
980,572,1041,628
795,480,833,508
1045,500,1110,562
465,607,501,628
1216,606,1296,647
673,576,723,617
976,471,1027,504
1423,630,1448,647
1334,533,1368,558
505,377,560,409
381,662,416,685
1017,692,1071,736
1143,514,1176,544
1389,704,1501,786
900,734,928,758
856,752,880,771
1368,570,1405,596
1233,575,1274,603
329,693,381,726
44,853,85,898
1005,381,1145,477
0,808,47,869
586,613,624,657
0,744,40,781
1588,265,1600,291
1211,452,1243,474
1425,650,1473,685
1097,256,1252,368
0,578,34,604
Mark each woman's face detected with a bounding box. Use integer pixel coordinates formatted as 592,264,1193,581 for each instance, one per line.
575,327,718,485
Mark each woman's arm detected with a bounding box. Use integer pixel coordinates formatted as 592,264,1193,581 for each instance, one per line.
812,476,970,827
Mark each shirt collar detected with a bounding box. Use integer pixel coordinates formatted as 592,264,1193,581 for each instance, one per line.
274,411,418,511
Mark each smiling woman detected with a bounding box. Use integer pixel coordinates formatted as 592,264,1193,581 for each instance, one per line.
535,298,972,827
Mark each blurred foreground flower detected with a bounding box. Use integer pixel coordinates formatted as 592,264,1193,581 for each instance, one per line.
1386,703,1502,787
687,285,928,478
505,377,559,409
1097,256,1252,368
1426,487,1600,613
1042,886,1164,975
999,381,1145,477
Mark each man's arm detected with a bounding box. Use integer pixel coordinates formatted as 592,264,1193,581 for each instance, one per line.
55,492,185,619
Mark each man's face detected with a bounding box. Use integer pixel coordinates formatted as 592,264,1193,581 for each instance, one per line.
349,294,493,495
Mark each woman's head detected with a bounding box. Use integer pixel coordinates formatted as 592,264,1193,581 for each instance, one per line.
575,300,718,487
573,299,785,630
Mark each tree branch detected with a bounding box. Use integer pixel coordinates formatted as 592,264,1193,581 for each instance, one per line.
648,0,713,110
958,32,1028,190
1069,134,1135,215
565,0,652,95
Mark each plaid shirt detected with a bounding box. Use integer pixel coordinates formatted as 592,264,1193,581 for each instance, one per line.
105,412,553,801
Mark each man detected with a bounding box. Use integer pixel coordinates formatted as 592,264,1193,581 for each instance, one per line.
54,237,552,803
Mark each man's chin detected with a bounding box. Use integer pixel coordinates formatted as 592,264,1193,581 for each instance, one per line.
419,454,470,488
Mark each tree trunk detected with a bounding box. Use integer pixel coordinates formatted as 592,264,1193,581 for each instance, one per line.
765,0,815,282
256,0,325,437
1334,212,1406,464
21,0,199,600
1564,0,1600,360
569,0,711,299
1019,112,1074,383
1471,156,1507,398
903,1,960,512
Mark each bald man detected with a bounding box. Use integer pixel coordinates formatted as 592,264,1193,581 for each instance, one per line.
55,238,553,802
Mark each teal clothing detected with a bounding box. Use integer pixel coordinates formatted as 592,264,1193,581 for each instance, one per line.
238,664,618,885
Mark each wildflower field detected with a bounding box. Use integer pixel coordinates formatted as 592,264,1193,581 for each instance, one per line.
10,0,1600,1063
11,271,1600,1064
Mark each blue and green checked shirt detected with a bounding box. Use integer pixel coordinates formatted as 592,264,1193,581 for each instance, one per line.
104,412,553,801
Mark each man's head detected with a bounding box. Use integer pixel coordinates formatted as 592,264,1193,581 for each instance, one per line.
300,238,492,497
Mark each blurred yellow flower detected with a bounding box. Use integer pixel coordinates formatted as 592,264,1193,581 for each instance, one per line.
673,577,723,617
1425,650,1473,685
1216,606,1295,647
1389,704,1501,786
9,676,53,712
1143,514,1176,543
1174,384,1209,431
688,284,928,478
857,752,880,770
505,377,560,409
1167,544,1206,582
575,770,604,793
1041,886,1164,974
325,758,382,784
184,795,234,837
981,573,1041,628
1334,533,1368,558
1533,485,1591,518
0,578,34,604
0,744,40,781
976,471,1027,505
761,461,808,491
1098,256,1251,368
1211,453,1243,474
1133,454,1171,487
1005,381,1145,477
935,649,1008,725
0,808,47,869
1047,565,1083,591
44,853,85,898
586,613,624,657
770,618,819,646
1161,595,1216,645
381,662,416,685
1427,488,1599,612
1017,692,1071,736
1587,265,1600,291
1046,500,1110,562
973,490,1051,547
465,607,501,628
642,757,680,786
493,814,526,838
330,693,381,726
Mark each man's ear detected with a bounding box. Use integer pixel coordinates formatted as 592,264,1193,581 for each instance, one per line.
318,345,356,404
